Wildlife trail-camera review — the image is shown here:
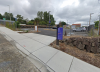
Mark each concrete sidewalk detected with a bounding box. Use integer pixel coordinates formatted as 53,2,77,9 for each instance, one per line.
0,26,100,72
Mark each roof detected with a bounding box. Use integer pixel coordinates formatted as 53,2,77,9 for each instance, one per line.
72,24,81,25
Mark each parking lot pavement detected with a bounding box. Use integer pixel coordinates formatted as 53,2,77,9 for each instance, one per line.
36,28,57,37
21,28,71,37
21,28,88,37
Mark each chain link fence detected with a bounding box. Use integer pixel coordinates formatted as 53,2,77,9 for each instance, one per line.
87,24,95,36
0,19,16,30
0,19,15,25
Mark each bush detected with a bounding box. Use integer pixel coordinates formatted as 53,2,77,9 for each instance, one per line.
5,22,9,28
88,28,94,36
14,21,20,28
27,21,33,25
26,30,29,33
51,21,55,26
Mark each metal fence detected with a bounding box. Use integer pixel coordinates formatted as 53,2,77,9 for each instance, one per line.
0,19,15,25
87,24,95,32
87,24,95,36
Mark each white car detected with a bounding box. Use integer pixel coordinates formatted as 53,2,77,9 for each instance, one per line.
73,27,86,32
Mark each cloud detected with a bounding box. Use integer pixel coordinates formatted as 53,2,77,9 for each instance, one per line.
0,0,100,25
56,0,100,25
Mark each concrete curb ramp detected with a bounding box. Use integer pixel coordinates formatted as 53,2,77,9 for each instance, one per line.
0,27,100,72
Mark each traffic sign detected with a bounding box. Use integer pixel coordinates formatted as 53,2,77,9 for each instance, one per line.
57,27,63,40
3,18,6,20
49,21,51,23
15,18,17,21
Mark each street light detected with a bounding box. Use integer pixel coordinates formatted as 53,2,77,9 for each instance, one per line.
7,5,11,24
89,13,94,26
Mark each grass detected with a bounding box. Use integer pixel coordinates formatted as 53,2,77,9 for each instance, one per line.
88,28,100,37
5,22,23,31
5,22,16,30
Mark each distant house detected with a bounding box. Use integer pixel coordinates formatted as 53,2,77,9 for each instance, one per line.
71,24,81,29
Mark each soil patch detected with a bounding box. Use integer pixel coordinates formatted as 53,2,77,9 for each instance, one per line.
0,34,40,72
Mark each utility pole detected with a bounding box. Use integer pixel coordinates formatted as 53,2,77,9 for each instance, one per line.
99,15,100,35
8,5,11,24
89,13,94,26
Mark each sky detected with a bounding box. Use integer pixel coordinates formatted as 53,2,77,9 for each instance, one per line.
0,0,100,26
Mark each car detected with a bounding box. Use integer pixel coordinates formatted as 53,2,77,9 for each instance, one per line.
73,27,86,32
52,27,57,29
82,27,86,31
72,28,76,32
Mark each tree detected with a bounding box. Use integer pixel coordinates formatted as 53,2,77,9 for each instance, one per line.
31,19,34,22
25,18,29,24
34,18,40,25
94,21,99,29
37,11,43,21
51,21,55,26
61,21,66,26
3,12,14,21
44,11,49,22
0,14,3,19
42,21,46,25
16,14,23,23
10,13,15,21
3,12,10,20
50,15,55,26
21,20,27,24
27,21,33,25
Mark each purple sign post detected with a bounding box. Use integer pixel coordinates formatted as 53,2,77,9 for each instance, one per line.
57,27,63,40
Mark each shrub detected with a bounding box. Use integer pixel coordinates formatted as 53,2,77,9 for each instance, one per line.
14,21,20,28
26,30,29,33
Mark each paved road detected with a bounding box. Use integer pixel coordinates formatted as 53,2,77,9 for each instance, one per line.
21,28,88,37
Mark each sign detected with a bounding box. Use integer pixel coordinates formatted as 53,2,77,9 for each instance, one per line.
57,27,63,40
15,18,17,21
49,21,51,23
3,18,6,20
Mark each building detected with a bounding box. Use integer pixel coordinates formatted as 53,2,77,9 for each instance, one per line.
63,24,70,28
71,24,81,29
